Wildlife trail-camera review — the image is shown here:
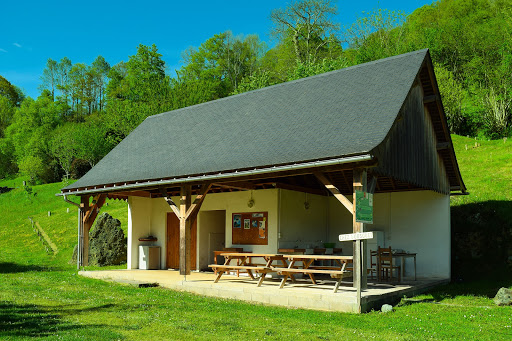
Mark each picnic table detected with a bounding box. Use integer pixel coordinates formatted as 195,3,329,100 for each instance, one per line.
275,254,353,293
212,248,244,275
209,253,294,287
392,252,417,281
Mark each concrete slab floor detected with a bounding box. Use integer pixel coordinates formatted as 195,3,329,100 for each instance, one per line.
79,269,448,313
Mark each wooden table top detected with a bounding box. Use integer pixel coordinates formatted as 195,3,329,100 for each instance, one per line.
220,253,283,258
278,248,306,253
284,254,353,260
278,248,343,254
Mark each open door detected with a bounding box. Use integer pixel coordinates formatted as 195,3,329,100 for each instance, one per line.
166,213,197,270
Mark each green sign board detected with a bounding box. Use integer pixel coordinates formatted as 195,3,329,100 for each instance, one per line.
355,190,373,224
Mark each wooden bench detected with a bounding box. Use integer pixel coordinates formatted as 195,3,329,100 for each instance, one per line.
308,265,344,270
273,264,351,293
208,264,273,286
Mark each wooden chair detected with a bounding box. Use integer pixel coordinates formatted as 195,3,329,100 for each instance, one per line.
377,247,401,282
368,250,378,279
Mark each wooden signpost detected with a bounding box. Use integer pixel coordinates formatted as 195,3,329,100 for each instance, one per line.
339,232,374,242
339,231,374,313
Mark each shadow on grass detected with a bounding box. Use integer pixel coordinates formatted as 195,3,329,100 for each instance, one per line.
451,200,512,281
0,262,62,274
0,186,14,194
0,302,120,338
428,275,512,301
0,302,63,337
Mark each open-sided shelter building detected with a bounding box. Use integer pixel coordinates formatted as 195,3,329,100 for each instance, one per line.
58,49,466,309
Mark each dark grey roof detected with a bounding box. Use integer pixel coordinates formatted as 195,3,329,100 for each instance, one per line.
63,49,429,191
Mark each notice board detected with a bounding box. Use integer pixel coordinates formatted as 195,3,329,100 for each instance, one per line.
232,212,268,245
355,190,373,224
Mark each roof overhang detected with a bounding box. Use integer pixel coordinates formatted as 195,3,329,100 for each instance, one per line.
58,154,374,197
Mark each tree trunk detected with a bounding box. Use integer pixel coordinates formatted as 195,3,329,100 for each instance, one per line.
293,30,302,63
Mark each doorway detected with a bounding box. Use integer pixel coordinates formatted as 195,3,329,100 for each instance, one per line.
198,210,226,270
166,213,197,270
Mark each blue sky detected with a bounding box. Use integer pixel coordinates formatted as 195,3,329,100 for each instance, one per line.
0,0,431,99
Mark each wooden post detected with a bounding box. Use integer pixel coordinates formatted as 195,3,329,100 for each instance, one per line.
80,196,91,267
353,168,368,312
78,194,106,267
180,185,192,275
77,205,83,269
162,184,211,276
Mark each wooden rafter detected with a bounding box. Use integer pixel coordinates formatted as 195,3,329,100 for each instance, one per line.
184,183,212,221
341,170,351,192
107,194,128,201
314,172,353,213
390,177,397,190
436,142,450,150
159,188,181,219
83,194,106,225
368,175,377,194
213,181,256,191
423,94,438,104
108,190,152,198
270,182,326,196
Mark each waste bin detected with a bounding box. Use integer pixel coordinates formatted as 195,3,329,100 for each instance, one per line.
139,245,160,270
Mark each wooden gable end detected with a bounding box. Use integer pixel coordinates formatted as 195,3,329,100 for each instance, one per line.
371,80,450,194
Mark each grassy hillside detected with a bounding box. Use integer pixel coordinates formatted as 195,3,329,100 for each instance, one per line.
1,134,509,271
451,135,512,206
0,177,128,269
450,135,512,280
0,135,511,339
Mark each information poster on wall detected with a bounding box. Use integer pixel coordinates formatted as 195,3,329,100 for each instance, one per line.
232,212,268,245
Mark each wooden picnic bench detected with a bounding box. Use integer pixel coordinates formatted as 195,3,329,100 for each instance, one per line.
275,255,353,293
209,253,294,287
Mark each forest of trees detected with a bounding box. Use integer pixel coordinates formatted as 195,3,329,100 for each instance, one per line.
0,0,511,184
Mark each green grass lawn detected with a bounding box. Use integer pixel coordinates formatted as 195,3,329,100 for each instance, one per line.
0,265,511,340
0,134,511,340
449,135,512,280
450,135,512,209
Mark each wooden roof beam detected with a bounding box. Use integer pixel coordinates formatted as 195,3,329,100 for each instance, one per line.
83,194,106,225
213,181,256,191
184,183,212,221
159,188,181,219
269,182,327,196
390,177,397,190
108,190,152,198
314,172,353,213
423,94,438,104
436,142,450,150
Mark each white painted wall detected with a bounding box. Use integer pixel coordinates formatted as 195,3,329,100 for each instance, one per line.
328,190,451,279
278,189,331,249
199,189,280,255
379,191,450,279
127,196,153,269
127,188,450,279
327,195,354,254
127,189,280,270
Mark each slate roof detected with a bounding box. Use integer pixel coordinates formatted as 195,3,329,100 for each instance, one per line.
63,49,430,192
